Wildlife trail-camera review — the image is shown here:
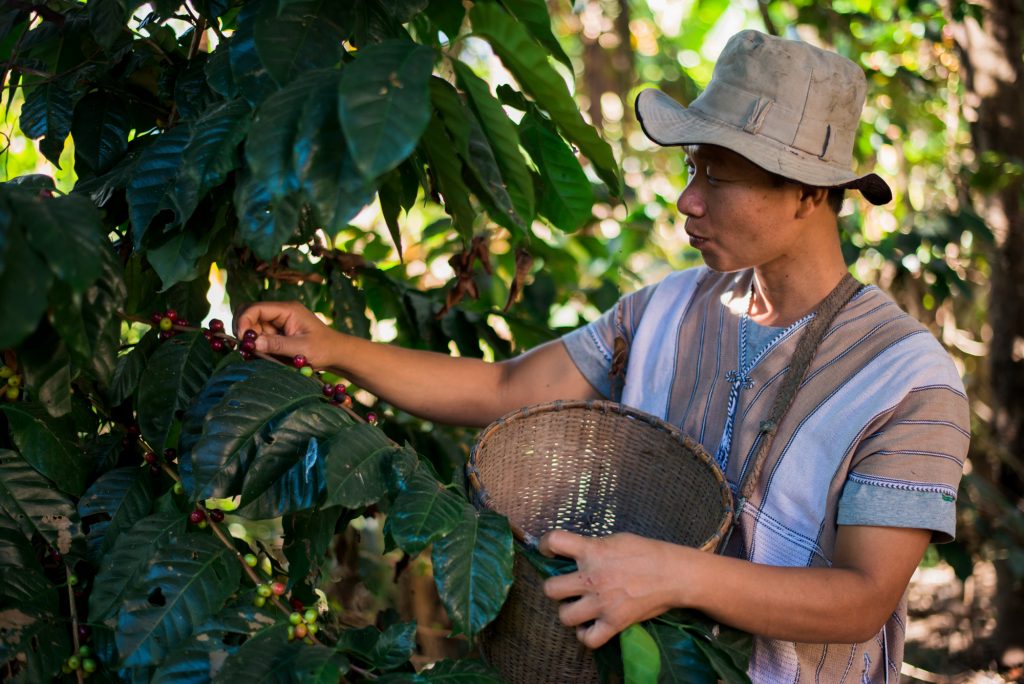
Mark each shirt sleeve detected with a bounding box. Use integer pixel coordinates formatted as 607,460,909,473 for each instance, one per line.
561,282,659,399
837,380,970,543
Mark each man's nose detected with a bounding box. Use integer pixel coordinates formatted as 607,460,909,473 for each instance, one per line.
676,183,705,218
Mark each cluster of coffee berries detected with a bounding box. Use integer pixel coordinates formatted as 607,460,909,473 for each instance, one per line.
287,607,320,642
61,645,97,676
150,309,189,340
201,319,237,354
0,365,22,402
293,354,314,377
321,382,352,409
239,329,259,361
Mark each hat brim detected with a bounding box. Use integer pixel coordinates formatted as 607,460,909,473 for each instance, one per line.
635,89,892,206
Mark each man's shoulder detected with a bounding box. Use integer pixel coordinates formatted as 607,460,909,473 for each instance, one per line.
835,284,963,387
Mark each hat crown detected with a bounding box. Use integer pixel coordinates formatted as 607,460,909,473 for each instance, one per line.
692,30,866,165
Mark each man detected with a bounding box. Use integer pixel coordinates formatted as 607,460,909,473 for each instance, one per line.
237,30,968,682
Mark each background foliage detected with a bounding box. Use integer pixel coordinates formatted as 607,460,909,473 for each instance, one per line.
1,0,1022,681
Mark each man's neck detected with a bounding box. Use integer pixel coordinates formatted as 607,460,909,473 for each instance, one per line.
747,222,849,328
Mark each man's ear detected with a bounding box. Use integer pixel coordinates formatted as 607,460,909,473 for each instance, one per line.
795,185,829,218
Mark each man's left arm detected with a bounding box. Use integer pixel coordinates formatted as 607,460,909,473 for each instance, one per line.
541,523,930,648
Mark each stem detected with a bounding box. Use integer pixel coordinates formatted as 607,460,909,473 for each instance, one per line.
155,461,324,645
65,567,85,684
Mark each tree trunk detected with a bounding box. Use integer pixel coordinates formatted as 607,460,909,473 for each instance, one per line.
951,0,1024,665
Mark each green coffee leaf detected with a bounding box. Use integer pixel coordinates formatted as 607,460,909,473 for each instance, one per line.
431,507,514,637
338,40,435,180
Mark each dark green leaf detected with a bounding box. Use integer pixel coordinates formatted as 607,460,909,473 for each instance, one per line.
89,513,184,623
11,191,105,293
1,404,88,496
517,541,577,578
392,659,506,682
0,607,71,682
519,112,593,231
335,621,416,671
429,78,523,234
206,43,237,99
283,506,343,586
172,98,252,222
255,0,342,86
178,362,263,497
188,361,323,500
294,76,375,232
501,0,573,71
19,81,74,166
89,0,126,49
246,70,324,198
116,531,242,667
16,321,72,417
469,3,621,195
78,467,155,564
431,506,513,636
72,90,130,176
109,335,155,406
0,225,50,349
453,61,535,223
646,621,718,684
127,126,192,242
234,173,303,262
230,1,279,107
240,401,349,507
338,40,435,180
330,272,371,339
235,431,327,519
89,248,127,382
214,624,347,682
425,0,465,40
0,450,82,556
378,169,405,259
419,116,475,241
621,623,661,684
324,422,402,509
138,331,219,451
0,513,56,612
146,226,216,290
387,463,465,556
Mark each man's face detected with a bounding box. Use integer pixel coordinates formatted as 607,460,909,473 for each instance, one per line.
676,144,804,274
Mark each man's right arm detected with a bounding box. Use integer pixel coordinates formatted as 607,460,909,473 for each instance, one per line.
235,301,601,427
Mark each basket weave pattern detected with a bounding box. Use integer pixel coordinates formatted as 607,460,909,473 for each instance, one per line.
469,400,733,683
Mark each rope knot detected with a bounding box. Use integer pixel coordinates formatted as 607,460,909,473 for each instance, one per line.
759,420,777,435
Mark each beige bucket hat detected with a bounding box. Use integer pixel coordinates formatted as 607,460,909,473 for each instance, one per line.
635,30,892,205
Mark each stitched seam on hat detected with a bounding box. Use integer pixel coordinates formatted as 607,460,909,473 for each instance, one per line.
790,65,814,148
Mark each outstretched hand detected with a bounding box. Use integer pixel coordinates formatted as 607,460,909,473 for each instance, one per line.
539,530,689,649
234,301,340,369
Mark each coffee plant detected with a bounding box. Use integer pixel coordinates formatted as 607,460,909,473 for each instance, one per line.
0,1,748,681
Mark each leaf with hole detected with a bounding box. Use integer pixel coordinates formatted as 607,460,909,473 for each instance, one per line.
116,530,242,667
89,513,184,624
77,467,155,565
0,450,82,557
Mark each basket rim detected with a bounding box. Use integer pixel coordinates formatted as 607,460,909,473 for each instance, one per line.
467,399,735,552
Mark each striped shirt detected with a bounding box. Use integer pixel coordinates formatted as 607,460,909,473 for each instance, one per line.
562,267,969,683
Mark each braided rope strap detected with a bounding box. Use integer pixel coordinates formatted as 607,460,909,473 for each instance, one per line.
729,273,864,539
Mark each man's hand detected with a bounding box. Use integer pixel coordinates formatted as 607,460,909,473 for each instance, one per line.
539,530,684,649
234,301,340,369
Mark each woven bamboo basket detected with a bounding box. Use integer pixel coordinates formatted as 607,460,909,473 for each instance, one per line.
467,400,733,684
